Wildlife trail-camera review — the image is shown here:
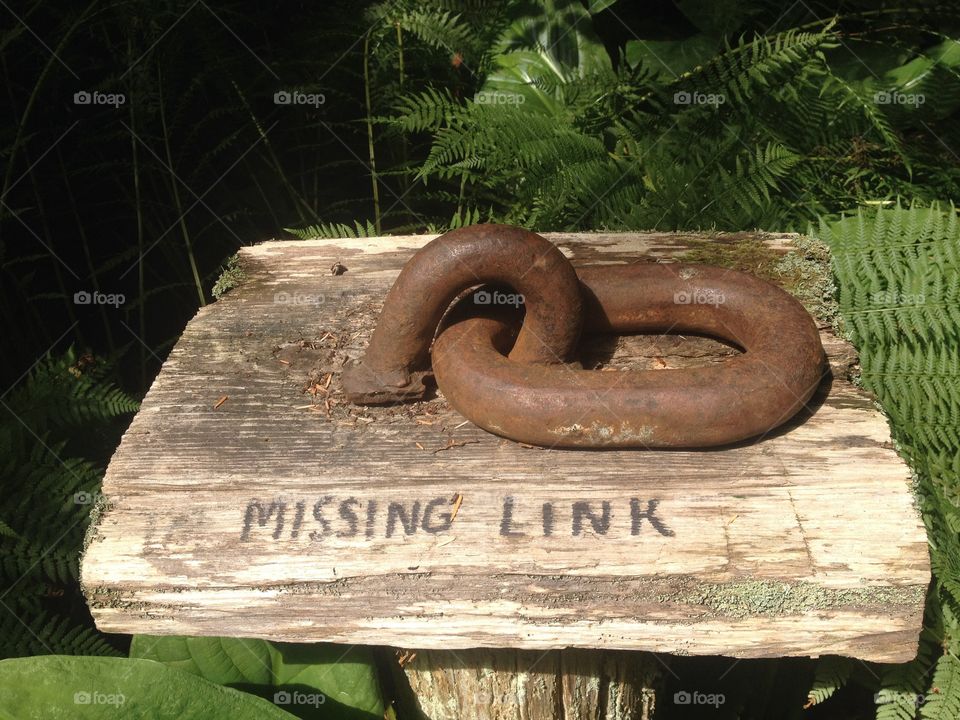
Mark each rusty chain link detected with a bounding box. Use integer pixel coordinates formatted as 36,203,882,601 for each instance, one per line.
342,224,825,448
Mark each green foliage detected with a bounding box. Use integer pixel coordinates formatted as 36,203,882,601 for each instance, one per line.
285,220,378,240
0,612,121,659
821,204,960,348
381,8,960,234
922,653,960,720
0,656,296,719
212,255,247,300
130,635,384,719
806,655,854,707
0,348,136,659
393,22,844,229
814,203,960,720
388,87,463,134
875,627,936,720
7,351,139,431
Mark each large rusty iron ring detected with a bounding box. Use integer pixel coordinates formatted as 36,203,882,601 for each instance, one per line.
342,224,826,448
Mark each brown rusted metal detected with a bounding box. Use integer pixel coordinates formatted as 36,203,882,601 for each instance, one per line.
342,224,582,404
432,262,825,447
344,224,826,448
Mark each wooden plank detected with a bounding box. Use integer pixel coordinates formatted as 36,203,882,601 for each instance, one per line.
81,231,929,663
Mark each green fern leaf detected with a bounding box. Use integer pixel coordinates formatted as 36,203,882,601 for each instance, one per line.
806,655,854,707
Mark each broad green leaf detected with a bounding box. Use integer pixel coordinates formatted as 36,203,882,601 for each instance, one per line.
497,0,611,75
132,636,384,720
826,40,912,82
478,49,566,116
879,39,960,89
827,38,960,125
0,656,294,720
130,636,272,690
481,0,612,115
271,642,383,719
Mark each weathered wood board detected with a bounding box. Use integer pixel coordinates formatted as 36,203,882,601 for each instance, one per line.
82,231,930,663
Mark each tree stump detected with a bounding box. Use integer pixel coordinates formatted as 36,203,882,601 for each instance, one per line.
396,649,658,720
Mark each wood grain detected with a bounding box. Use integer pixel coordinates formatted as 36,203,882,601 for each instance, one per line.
395,649,658,720
81,230,929,664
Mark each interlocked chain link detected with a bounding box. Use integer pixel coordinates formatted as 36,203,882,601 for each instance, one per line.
343,224,825,448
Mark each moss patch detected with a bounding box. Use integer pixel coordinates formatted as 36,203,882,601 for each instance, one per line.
670,579,923,619
211,254,246,299
774,234,842,334
78,491,111,597
680,233,840,331
680,235,787,281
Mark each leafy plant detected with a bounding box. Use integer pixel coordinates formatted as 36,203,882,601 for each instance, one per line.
0,655,295,719
0,348,136,659
810,202,960,719
368,5,960,236
130,635,385,719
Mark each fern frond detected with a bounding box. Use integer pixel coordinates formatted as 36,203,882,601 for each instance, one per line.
806,655,854,707
397,8,471,55
922,653,960,720
285,220,379,239
826,74,909,170
388,87,464,133
875,632,936,720
666,27,832,107
0,609,122,658
5,348,139,431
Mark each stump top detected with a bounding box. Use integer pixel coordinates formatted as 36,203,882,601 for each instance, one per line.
82,231,929,662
